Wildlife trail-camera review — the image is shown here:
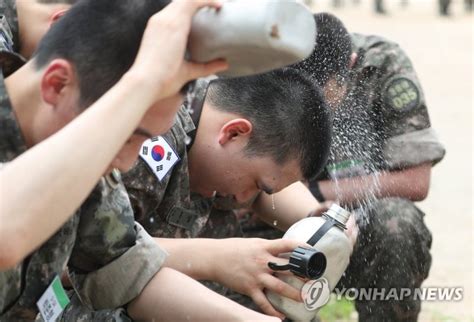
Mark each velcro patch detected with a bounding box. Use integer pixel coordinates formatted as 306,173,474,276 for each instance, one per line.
140,136,180,182
384,77,420,112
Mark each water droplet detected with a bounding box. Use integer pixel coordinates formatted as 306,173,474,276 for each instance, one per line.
184,135,192,146
273,220,278,226
271,195,276,210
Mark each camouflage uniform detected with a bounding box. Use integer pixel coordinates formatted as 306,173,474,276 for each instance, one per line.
0,63,166,322
240,34,445,321
122,79,242,295
0,0,25,76
124,106,215,239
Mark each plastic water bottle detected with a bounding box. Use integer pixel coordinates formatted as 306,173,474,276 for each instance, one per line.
188,0,316,77
266,204,352,322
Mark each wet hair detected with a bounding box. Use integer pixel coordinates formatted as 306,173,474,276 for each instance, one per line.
33,0,170,108
206,68,332,181
293,13,352,86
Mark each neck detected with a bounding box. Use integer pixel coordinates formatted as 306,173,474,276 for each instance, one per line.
5,61,43,147
16,1,68,58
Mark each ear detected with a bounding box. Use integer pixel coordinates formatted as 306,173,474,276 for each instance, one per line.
349,52,358,69
48,9,68,27
218,119,253,146
40,59,75,107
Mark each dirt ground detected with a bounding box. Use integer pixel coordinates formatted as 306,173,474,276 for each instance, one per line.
307,0,473,321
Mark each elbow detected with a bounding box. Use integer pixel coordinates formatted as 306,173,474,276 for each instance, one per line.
409,178,430,201
411,187,428,201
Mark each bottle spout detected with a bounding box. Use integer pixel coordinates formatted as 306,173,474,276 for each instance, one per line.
326,204,351,225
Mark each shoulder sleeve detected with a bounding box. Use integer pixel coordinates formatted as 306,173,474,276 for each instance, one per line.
122,121,184,225
70,223,167,310
68,179,167,309
365,40,446,168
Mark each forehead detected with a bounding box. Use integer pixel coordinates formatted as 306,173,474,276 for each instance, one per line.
253,156,303,192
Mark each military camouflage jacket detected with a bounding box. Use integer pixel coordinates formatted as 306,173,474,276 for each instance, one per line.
123,81,215,238
319,33,445,181
0,72,79,321
0,74,166,320
0,0,25,76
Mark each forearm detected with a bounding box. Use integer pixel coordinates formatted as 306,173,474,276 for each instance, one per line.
252,182,320,231
318,163,432,206
0,72,155,268
156,238,222,281
127,267,277,322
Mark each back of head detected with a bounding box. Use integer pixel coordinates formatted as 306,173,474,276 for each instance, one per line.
206,68,331,181
293,12,352,86
34,0,170,108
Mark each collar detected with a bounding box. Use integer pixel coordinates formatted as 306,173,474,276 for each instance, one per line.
0,70,27,162
185,77,214,151
0,0,20,50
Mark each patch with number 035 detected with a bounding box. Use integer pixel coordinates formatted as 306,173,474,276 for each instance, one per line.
384,76,420,112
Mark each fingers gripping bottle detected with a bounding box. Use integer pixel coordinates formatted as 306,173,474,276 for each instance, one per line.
266,204,352,322
188,0,316,77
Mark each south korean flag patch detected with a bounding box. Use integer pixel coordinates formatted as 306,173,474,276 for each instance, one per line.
140,136,180,182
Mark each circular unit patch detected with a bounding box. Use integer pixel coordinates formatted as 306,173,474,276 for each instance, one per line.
384,77,420,112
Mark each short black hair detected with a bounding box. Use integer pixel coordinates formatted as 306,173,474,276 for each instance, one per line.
206,68,332,181
293,13,352,86
34,0,170,108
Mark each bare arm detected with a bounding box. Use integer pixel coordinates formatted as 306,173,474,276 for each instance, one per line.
250,181,358,246
318,163,432,207
127,267,280,322
0,0,227,269
251,181,323,231
156,237,306,319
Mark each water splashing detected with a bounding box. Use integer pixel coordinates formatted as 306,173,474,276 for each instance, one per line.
328,81,384,227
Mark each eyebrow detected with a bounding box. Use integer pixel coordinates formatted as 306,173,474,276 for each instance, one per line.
133,127,153,139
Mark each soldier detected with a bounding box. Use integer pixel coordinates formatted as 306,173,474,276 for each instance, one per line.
0,0,277,321
240,12,445,321
466,0,473,11
374,0,386,14
439,0,451,15
118,68,335,318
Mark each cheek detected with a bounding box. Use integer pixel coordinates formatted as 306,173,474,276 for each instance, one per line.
115,139,145,171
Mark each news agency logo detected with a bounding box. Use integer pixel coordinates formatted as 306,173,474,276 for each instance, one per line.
301,278,331,311
333,287,464,302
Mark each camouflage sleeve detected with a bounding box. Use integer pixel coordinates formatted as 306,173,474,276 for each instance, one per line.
122,125,183,227
0,5,25,76
68,176,167,310
370,40,446,168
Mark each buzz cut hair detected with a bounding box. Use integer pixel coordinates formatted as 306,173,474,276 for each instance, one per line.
293,12,352,87
206,68,332,181
34,0,170,108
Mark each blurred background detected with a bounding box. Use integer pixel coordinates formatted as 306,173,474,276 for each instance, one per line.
303,1,473,321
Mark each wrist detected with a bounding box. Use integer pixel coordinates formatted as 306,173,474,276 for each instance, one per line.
205,238,235,284
121,69,163,108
